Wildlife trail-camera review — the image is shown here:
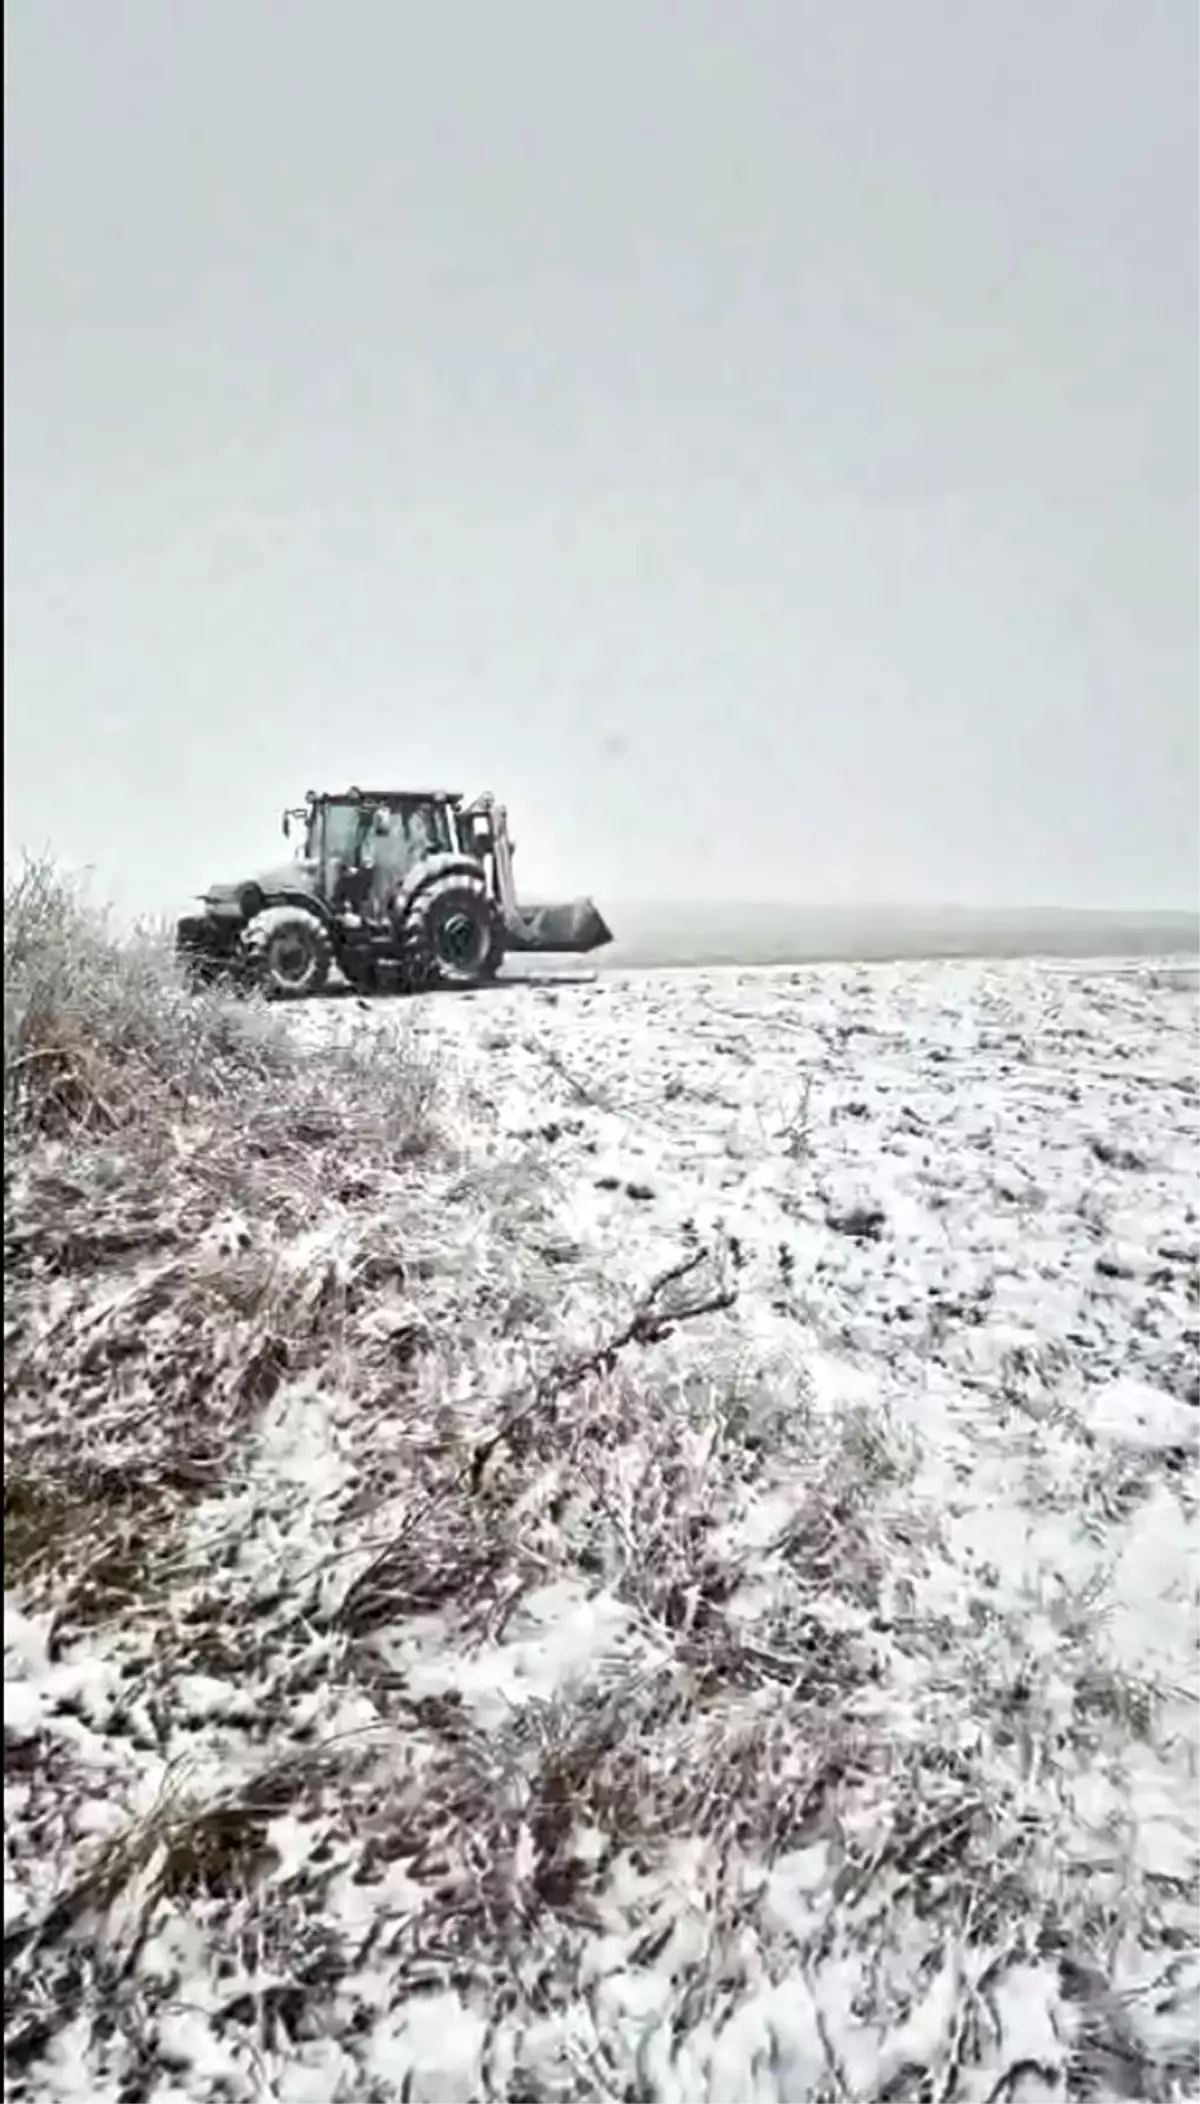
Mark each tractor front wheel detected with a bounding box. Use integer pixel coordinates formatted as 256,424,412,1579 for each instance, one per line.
242,908,333,1000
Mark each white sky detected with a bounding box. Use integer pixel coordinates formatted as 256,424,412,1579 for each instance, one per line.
5,0,1197,915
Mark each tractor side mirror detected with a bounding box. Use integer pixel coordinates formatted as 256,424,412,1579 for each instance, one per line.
282,811,291,840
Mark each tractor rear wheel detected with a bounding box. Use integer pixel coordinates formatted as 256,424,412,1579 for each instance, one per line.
404,877,504,989
242,907,333,1000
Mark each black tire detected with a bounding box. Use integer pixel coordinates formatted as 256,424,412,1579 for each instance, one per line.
403,876,504,989
242,907,333,1000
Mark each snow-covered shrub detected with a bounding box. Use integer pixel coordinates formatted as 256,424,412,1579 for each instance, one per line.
4,858,287,1137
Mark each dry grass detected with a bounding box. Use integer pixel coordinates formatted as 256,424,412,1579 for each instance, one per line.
1,863,453,1791
4,860,290,1138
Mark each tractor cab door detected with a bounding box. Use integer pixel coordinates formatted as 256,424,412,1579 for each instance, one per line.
314,801,371,911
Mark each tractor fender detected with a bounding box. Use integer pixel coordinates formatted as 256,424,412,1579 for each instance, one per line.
388,854,488,923
203,881,336,929
254,886,338,928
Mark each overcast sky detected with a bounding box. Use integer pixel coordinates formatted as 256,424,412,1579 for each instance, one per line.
5,0,1197,916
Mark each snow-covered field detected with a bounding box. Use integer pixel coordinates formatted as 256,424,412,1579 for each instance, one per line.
6,955,1199,2102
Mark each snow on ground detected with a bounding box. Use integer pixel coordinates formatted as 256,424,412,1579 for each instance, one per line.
6,956,1199,2102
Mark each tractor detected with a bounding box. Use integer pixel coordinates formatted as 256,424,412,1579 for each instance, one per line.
176,787,613,998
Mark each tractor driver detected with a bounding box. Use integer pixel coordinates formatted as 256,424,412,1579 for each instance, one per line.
403,808,434,863
364,804,417,915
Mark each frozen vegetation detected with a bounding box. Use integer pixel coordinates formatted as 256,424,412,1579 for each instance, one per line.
4,865,1198,2102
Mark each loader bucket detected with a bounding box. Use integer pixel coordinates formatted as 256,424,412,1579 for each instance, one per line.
503,898,613,955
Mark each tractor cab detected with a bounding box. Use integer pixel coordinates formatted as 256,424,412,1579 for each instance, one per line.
284,790,464,917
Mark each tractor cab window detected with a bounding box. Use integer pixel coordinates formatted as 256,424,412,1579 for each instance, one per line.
307,802,366,863
400,804,448,860
382,802,453,863
305,798,454,883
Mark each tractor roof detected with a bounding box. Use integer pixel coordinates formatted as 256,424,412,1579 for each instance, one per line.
315,788,463,805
